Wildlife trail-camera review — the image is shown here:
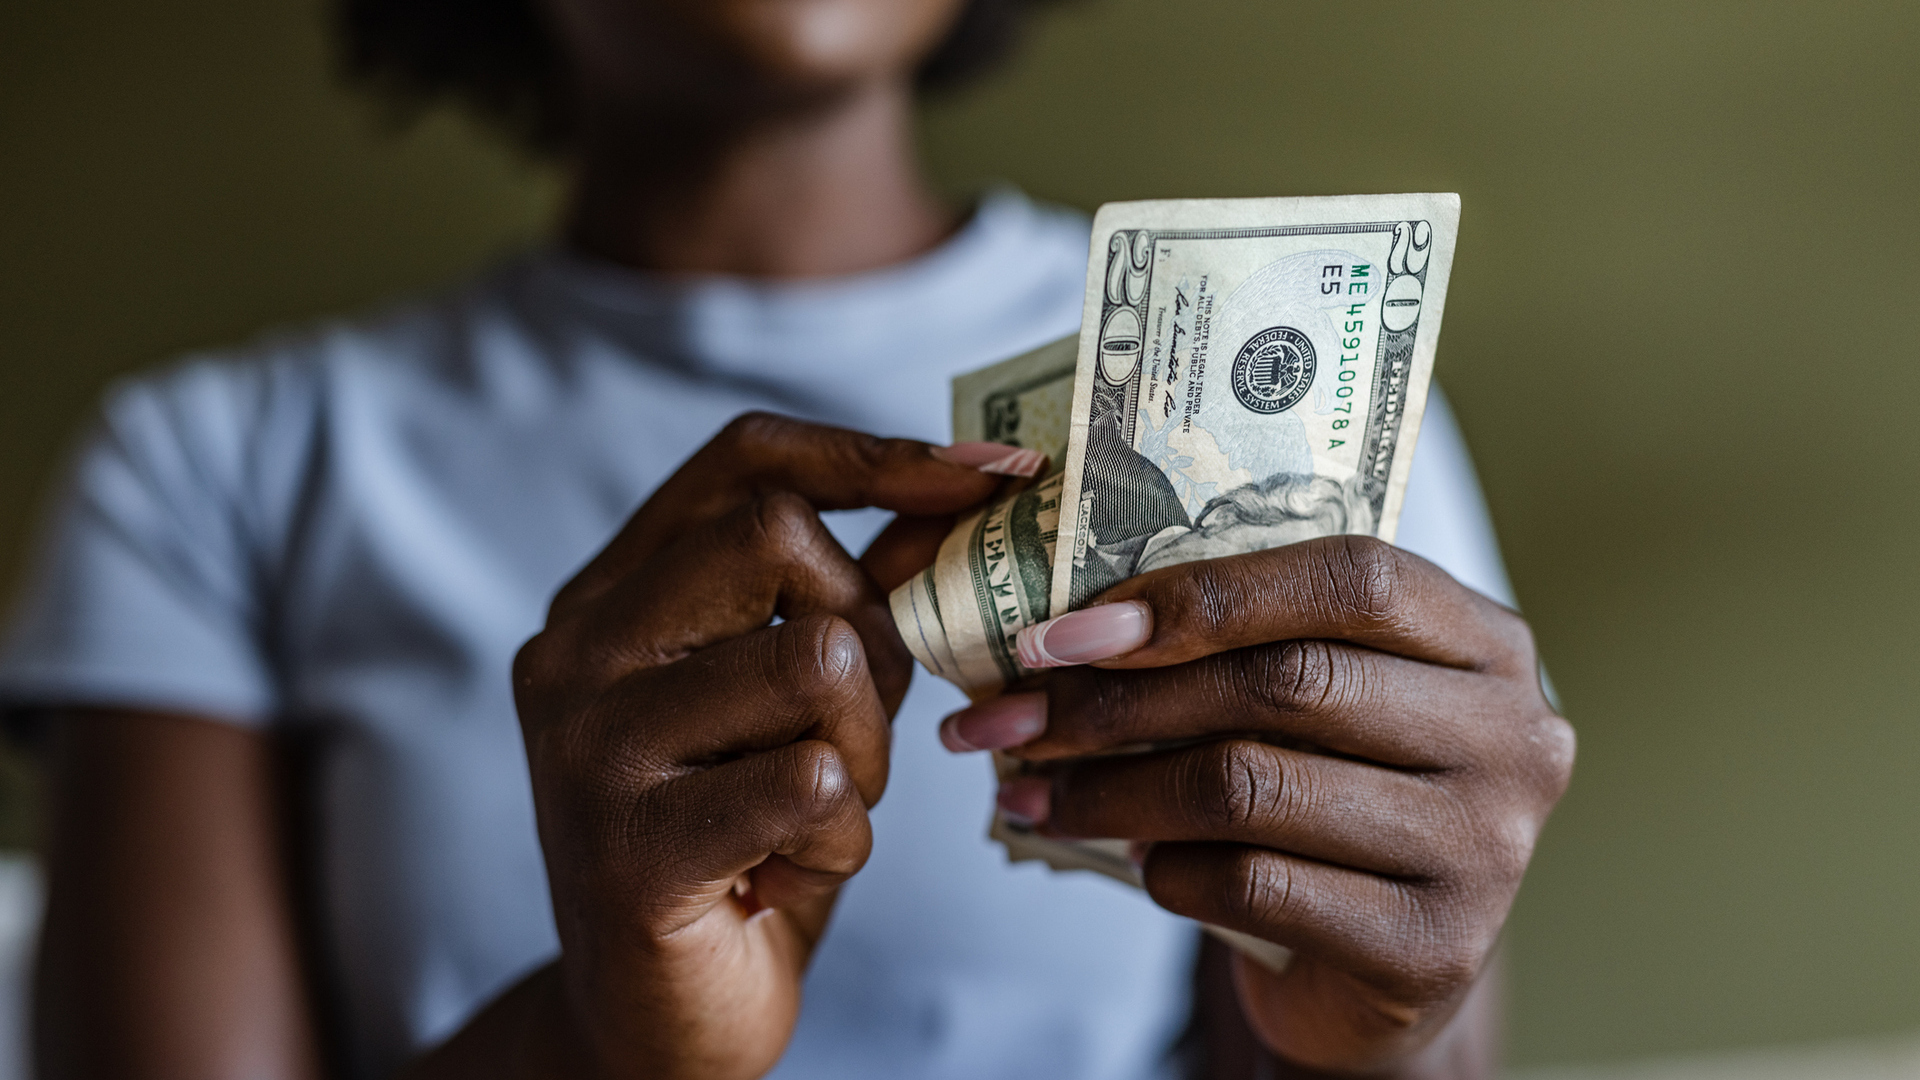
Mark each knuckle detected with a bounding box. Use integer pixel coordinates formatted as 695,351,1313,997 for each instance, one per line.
1321,534,1403,623
1357,880,1483,1008
546,730,661,870
581,744,654,827
1487,810,1540,892
825,429,906,510
1430,781,1533,895
1223,848,1294,928
1482,603,1539,675
1250,639,1338,716
842,430,893,474
743,490,820,553
780,615,868,703
1400,910,1486,1004
717,411,792,457
1160,562,1239,639
511,630,585,730
511,633,556,698
1531,713,1578,798
781,740,860,825
1190,740,1286,834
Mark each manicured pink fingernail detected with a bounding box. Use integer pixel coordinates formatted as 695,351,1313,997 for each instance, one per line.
931,441,1048,478
939,693,1047,753
996,776,1052,827
1015,600,1154,668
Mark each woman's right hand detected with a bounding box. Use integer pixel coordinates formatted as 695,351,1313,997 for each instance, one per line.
505,414,1004,1080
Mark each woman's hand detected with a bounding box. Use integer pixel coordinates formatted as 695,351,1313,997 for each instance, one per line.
941,536,1573,1077
508,413,1003,1080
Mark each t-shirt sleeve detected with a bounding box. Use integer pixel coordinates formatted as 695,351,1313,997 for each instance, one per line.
1392,388,1518,609
0,361,283,725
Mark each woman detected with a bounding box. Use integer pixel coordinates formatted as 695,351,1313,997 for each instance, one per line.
0,0,1572,1076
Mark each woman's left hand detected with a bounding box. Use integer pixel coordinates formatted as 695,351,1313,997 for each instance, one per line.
938,535,1573,1077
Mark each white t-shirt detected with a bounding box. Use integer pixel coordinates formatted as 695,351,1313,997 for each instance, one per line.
0,190,1512,1080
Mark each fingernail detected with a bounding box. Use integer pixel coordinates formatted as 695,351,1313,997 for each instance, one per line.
1127,840,1152,873
1015,601,1154,668
996,775,1052,827
931,441,1048,478
939,693,1047,753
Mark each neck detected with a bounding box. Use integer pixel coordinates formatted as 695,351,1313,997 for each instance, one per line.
563,80,957,279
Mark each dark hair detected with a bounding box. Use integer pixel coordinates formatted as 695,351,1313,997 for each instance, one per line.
335,0,1060,152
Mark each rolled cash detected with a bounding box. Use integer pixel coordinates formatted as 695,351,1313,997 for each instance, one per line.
891,336,1076,698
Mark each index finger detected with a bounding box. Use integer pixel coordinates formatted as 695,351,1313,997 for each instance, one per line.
1060,535,1527,673
565,413,1025,605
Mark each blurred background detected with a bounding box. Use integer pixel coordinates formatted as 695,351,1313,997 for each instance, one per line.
4,0,1920,1074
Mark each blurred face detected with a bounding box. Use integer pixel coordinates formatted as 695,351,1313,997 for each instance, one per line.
545,0,971,109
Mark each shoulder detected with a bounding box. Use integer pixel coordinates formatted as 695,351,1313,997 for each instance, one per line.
98,259,536,472
78,259,549,562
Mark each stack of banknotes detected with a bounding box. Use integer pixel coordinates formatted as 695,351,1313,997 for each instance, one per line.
890,194,1461,970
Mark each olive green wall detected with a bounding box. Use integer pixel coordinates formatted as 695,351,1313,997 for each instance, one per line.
4,0,1918,1069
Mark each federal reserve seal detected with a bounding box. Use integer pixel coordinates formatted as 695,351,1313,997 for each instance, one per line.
1230,326,1316,414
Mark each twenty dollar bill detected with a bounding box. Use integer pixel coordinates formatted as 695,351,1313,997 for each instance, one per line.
1051,194,1459,614
893,193,1460,699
